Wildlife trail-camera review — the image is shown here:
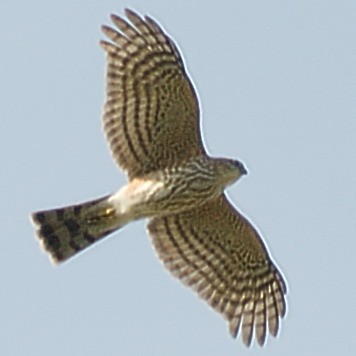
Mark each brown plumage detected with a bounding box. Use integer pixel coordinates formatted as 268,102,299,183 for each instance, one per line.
148,194,286,346
31,9,287,347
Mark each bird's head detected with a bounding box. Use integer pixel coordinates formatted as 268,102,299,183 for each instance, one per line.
214,158,248,188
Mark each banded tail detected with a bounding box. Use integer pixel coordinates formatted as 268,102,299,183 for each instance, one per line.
31,194,127,263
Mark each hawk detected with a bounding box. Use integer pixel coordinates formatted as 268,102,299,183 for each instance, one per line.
31,9,287,347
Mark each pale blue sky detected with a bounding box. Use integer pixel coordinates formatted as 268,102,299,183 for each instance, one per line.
1,1,356,355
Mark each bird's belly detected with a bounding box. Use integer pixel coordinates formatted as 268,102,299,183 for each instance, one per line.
109,175,219,219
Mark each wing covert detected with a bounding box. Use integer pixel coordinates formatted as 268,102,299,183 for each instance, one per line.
100,9,205,179
147,194,287,346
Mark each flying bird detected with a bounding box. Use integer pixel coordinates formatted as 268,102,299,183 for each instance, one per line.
31,9,287,347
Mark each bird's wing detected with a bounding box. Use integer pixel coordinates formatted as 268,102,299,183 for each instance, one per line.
100,9,205,179
147,194,287,347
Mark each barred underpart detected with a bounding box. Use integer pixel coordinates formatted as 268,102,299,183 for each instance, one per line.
31,9,287,347
31,195,122,263
101,9,204,179
148,194,287,346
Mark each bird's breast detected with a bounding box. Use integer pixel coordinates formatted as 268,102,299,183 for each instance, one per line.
109,159,225,219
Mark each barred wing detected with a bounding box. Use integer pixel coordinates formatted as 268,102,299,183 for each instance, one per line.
101,9,205,179
148,194,287,346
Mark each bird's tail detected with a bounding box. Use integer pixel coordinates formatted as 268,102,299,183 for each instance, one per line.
31,194,128,264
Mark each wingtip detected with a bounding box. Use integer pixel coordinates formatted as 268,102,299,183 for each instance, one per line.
110,13,122,25
124,8,139,19
228,316,241,339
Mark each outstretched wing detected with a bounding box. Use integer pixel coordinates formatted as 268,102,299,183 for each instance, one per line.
147,194,287,347
101,9,205,179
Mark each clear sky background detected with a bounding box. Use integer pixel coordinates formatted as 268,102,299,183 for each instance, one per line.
1,1,355,355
